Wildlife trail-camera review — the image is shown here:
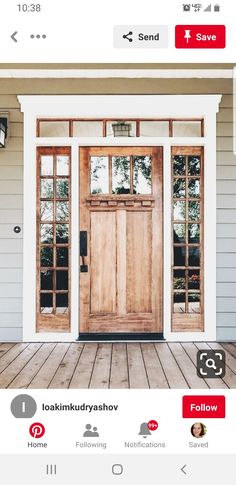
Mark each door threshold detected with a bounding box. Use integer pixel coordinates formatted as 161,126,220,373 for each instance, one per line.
77,333,165,342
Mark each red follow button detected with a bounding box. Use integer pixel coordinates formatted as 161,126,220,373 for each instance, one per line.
183,395,225,418
175,25,226,48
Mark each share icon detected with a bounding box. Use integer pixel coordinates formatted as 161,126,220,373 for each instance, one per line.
123,31,133,42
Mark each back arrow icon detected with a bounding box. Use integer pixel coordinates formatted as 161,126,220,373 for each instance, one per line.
11,31,18,43
181,465,187,475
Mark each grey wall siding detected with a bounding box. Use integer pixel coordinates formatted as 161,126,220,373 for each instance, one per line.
216,97,236,339
0,100,23,341
0,78,236,341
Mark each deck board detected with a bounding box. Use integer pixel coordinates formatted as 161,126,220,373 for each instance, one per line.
0,343,42,388
141,343,169,389
69,344,98,389
168,342,209,389
49,343,84,389
0,341,235,389
155,343,189,389
110,344,129,389
90,344,112,389
8,343,57,389
28,343,70,389
127,343,149,389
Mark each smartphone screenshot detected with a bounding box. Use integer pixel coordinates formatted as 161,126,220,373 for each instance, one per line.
0,0,235,483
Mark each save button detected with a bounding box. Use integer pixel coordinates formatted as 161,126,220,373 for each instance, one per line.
175,25,226,48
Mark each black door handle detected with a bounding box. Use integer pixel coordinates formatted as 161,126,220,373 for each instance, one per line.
80,231,88,272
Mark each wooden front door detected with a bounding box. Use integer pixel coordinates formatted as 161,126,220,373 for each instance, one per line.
79,147,163,335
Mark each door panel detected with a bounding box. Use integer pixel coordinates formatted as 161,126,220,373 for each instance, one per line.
79,146,163,334
126,211,152,314
90,211,117,314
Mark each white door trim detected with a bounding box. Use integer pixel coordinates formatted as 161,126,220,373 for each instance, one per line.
18,94,221,342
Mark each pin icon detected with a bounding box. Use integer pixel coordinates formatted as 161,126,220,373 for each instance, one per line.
11,394,37,418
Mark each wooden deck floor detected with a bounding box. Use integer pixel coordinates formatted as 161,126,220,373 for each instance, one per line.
0,341,235,389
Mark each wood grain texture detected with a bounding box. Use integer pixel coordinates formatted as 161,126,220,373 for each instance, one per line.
79,146,163,334
90,211,117,314
0,341,234,389
126,211,152,313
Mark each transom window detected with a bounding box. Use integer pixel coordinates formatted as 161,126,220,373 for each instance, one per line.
37,118,204,138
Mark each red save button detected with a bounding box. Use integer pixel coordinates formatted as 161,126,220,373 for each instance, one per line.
175,25,226,48
183,395,225,418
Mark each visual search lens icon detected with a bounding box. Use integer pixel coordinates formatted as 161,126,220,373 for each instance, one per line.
11,394,37,418
197,350,226,378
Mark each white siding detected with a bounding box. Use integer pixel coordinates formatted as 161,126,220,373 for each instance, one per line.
0,77,236,341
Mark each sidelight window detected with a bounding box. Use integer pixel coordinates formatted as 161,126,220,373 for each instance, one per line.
37,147,71,332
171,147,204,332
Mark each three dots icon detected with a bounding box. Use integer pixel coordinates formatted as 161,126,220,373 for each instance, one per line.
30,34,47,39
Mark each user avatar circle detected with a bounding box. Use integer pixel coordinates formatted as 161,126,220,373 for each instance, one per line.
11,394,37,418
191,422,207,438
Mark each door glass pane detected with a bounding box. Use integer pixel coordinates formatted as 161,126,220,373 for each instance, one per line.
173,201,186,220
188,201,200,221
140,121,169,136
56,248,69,267
106,121,136,137
40,201,53,221
174,246,186,266
188,224,200,243
56,293,68,313
133,156,152,194
188,156,200,175
188,178,200,198
56,179,69,199
173,179,185,198
188,270,200,290
41,270,53,290
41,247,53,267
40,293,53,313
173,292,186,313
56,224,69,244
40,224,53,244
56,202,69,221
41,156,53,176
73,121,103,137
56,156,69,176
188,292,200,313
173,224,186,244
173,155,185,175
173,270,186,290
188,247,200,266
91,156,109,194
112,156,130,194
40,121,69,137
56,270,68,290
173,121,202,137
41,179,53,199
